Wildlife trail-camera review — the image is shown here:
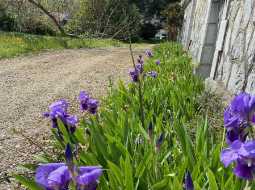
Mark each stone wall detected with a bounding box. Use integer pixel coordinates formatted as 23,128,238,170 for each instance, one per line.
188,0,210,61
181,0,255,94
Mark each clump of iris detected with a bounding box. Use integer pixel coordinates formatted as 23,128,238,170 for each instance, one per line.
221,93,255,180
147,71,157,78
35,144,103,190
145,50,153,57
44,99,78,133
129,51,158,82
78,91,99,115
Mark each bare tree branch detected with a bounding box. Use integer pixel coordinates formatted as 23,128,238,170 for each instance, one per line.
27,0,66,36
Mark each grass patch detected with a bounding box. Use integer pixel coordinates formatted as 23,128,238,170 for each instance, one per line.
0,32,124,59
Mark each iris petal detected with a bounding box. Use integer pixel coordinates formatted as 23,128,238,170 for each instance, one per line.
77,168,103,186
47,166,70,188
35,163,66,189
234,161,254,180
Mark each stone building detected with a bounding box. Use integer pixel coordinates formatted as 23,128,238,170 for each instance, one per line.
181,0,255,94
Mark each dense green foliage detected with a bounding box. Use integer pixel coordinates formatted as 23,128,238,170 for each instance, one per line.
131,0,179,18
15,43,252,189
0,32,123,59
1,0,181,40
162,3,184,40
66,0,141,39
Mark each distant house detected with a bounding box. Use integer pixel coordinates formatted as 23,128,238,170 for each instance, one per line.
142,14,168,40
181,0,255,94
155,29,168,40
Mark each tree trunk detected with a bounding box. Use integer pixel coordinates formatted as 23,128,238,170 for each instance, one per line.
27,0,66,36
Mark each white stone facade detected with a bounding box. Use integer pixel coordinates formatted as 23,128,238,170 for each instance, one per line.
181,0,255,94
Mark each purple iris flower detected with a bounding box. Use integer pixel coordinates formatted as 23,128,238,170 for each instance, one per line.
226,127,248,145
35,164,102,190
135,63,144,74
183,171,194,190
35,163,70,190
44,100,68,127
221,140,255,179
79,91,90,111
88,99,99,114
223,93,255,144
44,100,78,133
225,93,255,128
147,71,157,78
145,50,153,58
156,60,160,65
76,168,103,190
129,69,139,82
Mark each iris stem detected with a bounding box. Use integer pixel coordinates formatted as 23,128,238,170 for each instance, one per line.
221,127,226,150
129,36,145,129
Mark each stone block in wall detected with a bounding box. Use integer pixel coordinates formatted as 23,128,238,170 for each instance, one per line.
194,64,212,78
246,72,255,94
226,62,244,94
205,23,218,44
201,46,215,64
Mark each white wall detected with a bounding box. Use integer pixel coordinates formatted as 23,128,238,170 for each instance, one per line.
181,0,255,94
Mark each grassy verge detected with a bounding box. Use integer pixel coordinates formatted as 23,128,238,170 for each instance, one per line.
16,43,249,190
0,32,124,59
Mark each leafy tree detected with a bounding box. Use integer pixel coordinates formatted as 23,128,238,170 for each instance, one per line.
162,2,184,40
0,1,17,31
66,0,141,39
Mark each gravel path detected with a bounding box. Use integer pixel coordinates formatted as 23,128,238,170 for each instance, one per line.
0,46,152,189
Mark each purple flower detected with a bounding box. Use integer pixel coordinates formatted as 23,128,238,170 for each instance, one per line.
129,69,139,82
65,115,78,127
44,100,68,124
221,140,255,179
147,71,157,78
35,163,70,190
226,127,248,145
183,171,194,190
135,63,144,74
35,164,102,190
234,160,255,180
88,99,99,114
225,93,255,128
44,100,78,133
76,168,103,190
223,93,255,144
224,107,240,129
145,50,153,57
156,60,160,65
79,91,90,111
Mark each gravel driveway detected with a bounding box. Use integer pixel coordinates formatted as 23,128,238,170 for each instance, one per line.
0,46,152,189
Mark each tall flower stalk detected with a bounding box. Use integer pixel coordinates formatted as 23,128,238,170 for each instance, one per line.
129,38,145,128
